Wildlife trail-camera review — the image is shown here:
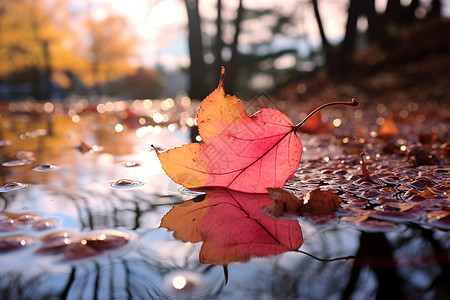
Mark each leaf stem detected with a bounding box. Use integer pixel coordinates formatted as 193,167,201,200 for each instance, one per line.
218,66,226,89
294,98,358,131
295,250,355,262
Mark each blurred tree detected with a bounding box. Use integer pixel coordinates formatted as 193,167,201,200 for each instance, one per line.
0,0,74,99
0,0,140,99
312,0,444,75
182,0,299,96
84,15,138,95
184,0,208,99
107,67,164,99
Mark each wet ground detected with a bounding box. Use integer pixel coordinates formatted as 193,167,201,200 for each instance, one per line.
0,97,449,299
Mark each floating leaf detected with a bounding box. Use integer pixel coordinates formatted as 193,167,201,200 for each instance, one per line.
155,68,357,193
353,220,399,232
32,219,58,231
341,214,371,224
62,243,102,259
84,232,129,250
266,188,303,217
0,218,22,232
0,235,34,252
427,210,450,230
398,202,419,212
266,188,342,217
41,231,74,243
0,212,40,223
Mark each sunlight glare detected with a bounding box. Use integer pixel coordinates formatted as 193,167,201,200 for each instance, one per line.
172,276,187,290
115,124,124,133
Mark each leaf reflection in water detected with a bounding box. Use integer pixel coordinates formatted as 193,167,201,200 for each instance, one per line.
160,188,303,266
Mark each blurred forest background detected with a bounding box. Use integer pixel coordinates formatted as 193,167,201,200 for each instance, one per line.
0,0,448,103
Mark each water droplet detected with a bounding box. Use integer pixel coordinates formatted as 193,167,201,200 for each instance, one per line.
122,161,141,168
2,160,33,167
15,151,35,161
0,181,28,192
0,140,12,146
33,164,61,171
109,179,144,189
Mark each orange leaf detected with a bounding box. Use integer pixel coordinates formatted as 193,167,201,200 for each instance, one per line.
156,68,302,193
377,118,399,137
156,68,358,193
266,188,303,217
341,215,371,223
266,188,342,216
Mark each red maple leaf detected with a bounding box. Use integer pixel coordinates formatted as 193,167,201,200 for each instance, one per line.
155,67,357,193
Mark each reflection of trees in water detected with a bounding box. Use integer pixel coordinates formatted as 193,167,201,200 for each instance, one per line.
1,251,224,299
1,187,449,299
0,187,223,299
218,226,449,299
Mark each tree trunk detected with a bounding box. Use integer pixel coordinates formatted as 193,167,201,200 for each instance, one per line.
429,0,441,18
311,0,338,74
214,0,224,73
185,0,208,100
227,0,243,94
42,40,52,99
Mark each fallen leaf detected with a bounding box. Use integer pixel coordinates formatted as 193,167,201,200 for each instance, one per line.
266,188,303,217
0,235,34,252
341,215,371,223
155,68,301,193
155,68,357,193
421,186,436,197
160,188,303,266
377,118,399,138
76,141,92,154
359,152,375,183
62,243,102,259
407,146,442,166
399,202,419,212
419,133,438,145
265,188,342,216
427,210,450,223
